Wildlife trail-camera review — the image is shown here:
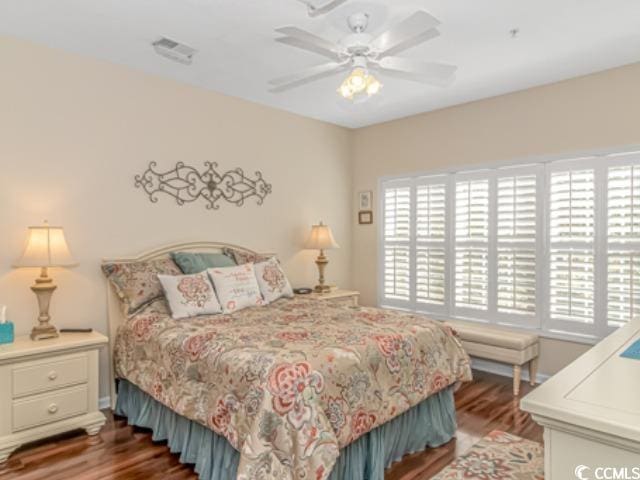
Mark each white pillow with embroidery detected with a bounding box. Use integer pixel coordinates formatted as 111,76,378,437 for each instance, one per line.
207,264,265,314
254,257,294,304
158,272,222,320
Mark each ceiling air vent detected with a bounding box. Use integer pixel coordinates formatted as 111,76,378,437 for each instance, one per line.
152,37,196,65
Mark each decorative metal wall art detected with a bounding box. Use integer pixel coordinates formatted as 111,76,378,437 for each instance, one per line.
135,161,272,210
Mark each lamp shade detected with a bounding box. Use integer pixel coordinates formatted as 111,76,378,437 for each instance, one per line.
14,224,78,268
305,222,339,250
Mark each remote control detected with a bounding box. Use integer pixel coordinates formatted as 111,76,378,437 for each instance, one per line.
59,328,93,333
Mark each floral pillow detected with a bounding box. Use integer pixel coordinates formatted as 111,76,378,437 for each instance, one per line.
158,272,222,319
102,258,181,316
254,257,293,304
207,264,265,314
222,247,273,265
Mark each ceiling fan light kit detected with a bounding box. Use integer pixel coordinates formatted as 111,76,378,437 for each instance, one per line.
270,10,457,103
337,57,382,102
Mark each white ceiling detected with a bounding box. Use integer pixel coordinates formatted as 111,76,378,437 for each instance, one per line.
1,0,640,128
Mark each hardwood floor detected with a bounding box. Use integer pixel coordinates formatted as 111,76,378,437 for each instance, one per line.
0,371,542,480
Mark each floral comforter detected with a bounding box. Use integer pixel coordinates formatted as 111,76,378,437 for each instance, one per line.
115,297,472,480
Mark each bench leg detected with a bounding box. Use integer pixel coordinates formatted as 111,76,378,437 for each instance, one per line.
513,365,522,396
528,357,539,386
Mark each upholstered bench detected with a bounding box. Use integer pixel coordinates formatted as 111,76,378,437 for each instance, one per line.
444,321,540,396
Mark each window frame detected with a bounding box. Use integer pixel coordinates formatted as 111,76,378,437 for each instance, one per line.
377,148,640,344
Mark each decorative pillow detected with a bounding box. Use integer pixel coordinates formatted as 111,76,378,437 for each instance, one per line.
254,257,294,304
102,258,181,316
171,251,236,274
158,272,222,319
207,264,265,314
222,247,273,265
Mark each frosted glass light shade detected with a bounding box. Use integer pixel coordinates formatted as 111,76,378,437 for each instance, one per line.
305,223,339,250
14,224,78,268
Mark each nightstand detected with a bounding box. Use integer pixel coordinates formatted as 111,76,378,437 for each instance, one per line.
298,289,360,307
0,331,108,464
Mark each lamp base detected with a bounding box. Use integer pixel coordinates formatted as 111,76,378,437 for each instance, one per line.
30,323,59,341
29,268,59,341
314,284,332,293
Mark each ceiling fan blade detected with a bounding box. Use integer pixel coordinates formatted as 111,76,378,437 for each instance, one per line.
373,57,457,87
371,11,440,57
378,29,440,58
268,61,349,93
275,26,343,59
302,0,349,17
276,36,342,61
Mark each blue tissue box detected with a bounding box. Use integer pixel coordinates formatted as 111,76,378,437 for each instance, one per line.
0,322,14,344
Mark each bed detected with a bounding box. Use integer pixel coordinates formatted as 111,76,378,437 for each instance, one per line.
105,242,472,480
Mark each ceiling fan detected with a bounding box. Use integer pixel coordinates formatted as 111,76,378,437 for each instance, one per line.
269,10,457,102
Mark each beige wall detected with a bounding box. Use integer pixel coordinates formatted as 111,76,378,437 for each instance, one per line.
351,62,640,376
0,36,352,400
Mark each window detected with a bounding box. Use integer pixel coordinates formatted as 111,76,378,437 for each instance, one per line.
379,151,640,341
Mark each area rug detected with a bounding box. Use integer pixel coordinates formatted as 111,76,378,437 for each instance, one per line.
431,430,544,479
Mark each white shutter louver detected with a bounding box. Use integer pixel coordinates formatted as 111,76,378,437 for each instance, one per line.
549,169,595,324
550,170,594,242
416,247,445,305
496,174,537,316
497,175,537,241
416,184,446,240
383,185,411,302
608,166,640,242
455,180,489,241
607,252,640,326
550,250,595,322
455,179,489,310
455,248,488,309
415,183,447,306
607,165,640,326
497,248,536,314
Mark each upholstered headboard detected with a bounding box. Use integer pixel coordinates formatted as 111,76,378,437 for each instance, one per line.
102,241,274,407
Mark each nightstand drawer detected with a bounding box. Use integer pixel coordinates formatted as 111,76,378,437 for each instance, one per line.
12,384,89,432
12,353,88,398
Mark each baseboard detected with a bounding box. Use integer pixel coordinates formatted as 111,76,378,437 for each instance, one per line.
99,396,111,410
471,358,551,384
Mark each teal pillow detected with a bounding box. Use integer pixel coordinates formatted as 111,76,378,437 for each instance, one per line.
171,251,236,274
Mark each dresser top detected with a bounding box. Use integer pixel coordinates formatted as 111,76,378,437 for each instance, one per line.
521,320,640,442
0,332,108,362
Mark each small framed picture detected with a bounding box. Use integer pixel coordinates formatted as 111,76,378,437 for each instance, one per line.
358,191,373,211
358,210,373,225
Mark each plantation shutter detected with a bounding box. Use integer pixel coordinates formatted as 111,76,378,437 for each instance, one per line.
496,174,537,315
607,165,640,325
415,182,447,306
454,179,489,310
382,183,412,303
549,169,595,323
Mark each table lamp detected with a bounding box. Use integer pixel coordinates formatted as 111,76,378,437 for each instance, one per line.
14,221,78,340
304,221,339,293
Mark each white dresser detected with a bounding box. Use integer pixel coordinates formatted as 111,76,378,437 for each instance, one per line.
521,320,640,479
0,332,107,463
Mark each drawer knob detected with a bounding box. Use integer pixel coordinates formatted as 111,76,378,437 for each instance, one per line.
48,403,59,414
48,371,58,381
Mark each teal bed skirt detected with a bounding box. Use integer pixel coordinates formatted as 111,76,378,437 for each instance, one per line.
115,380,457,480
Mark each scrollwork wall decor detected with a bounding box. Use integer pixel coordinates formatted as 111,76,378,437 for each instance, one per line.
135,161,272,210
